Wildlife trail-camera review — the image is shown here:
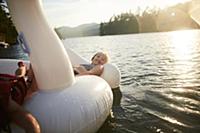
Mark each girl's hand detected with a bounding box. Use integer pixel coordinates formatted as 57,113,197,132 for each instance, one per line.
74,66,87,74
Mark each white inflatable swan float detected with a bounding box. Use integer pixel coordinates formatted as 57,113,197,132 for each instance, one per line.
0,0,120,132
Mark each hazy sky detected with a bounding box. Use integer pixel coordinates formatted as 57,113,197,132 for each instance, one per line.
42,0,190,28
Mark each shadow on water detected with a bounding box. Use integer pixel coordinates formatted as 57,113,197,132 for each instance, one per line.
112,87,123,106
97,87,123,133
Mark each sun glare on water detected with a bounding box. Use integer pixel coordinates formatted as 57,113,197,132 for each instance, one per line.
170,30,196,61
169,30,199,85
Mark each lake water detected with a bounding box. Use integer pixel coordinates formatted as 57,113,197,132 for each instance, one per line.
1,30,200,133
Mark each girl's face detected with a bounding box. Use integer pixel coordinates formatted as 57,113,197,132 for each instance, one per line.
92,53,107,65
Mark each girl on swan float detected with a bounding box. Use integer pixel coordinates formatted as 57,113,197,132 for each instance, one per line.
25,51,109,91
74,52,109,76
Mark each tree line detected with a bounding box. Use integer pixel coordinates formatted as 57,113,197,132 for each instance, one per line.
0,0,199,44
100,1,199,36
100,13,139,35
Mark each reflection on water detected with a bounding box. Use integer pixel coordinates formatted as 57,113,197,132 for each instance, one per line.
1,30,200,133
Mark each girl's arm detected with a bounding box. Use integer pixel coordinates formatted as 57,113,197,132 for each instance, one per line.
75,65,104,76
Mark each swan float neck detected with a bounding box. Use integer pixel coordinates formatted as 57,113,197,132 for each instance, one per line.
7,0,75,90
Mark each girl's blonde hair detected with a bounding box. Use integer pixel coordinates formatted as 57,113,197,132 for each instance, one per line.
91,52,109,63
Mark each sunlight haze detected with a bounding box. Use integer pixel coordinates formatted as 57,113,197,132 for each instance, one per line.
42,0,191,27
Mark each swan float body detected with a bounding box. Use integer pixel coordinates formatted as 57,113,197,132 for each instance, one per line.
0,0,120,132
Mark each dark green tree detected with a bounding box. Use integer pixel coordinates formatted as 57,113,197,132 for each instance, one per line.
136,8,158,32
0,1,18,44
100,12,139,35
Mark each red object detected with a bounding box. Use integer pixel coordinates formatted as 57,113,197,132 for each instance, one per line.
0,74,28,105
0,80,11,130
0,73,29,131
